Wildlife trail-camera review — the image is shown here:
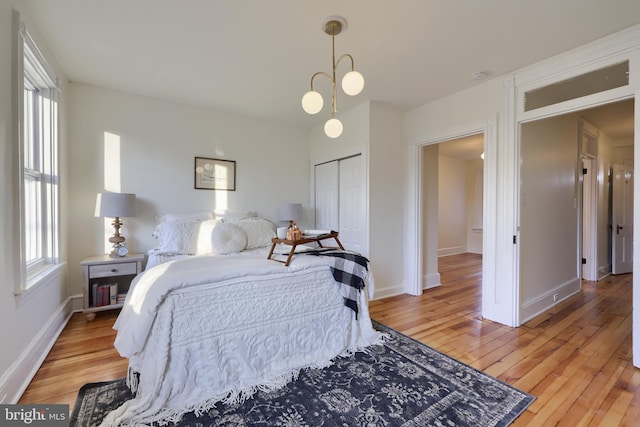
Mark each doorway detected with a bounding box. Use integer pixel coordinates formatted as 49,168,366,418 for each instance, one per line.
420,133,485,291
518,99,634,322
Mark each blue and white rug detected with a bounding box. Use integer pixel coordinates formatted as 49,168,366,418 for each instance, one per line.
71,321,534,426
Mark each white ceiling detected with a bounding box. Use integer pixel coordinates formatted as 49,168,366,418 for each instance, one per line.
23,0,640,130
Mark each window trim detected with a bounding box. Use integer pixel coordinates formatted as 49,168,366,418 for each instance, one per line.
15,15,61,293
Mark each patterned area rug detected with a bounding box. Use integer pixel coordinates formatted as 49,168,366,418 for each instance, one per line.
70,321,534,426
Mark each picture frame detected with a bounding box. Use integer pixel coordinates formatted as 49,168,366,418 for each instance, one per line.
194,157,236,191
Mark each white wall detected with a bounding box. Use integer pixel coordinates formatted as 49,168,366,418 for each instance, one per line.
437,155,484,256
466,158,483,254
67,83,310,296
438,155,467,255
0,1,72,403
422,145,440,289
368,102,405,298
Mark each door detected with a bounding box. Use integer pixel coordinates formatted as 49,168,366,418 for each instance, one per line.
314,155,365,253
339,155,365,253
520,115,581,319
314,161,339,231
612,163,633,274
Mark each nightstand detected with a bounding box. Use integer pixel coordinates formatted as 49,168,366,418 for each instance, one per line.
81,253,144,320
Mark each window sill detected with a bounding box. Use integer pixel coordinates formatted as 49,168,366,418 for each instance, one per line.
15,262,66,304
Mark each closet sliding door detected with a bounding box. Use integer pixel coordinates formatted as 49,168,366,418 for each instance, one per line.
314,154,365,253
314,161,339,231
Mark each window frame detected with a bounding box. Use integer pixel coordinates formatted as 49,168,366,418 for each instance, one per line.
16,18,61,292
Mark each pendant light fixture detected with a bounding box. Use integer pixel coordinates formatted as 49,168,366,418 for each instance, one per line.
301,16,365,138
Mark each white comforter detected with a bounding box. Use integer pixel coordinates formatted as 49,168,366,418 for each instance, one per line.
102,252,382,426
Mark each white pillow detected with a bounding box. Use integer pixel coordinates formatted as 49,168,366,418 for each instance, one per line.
213,223,248,254
192,218,220,254
222,217,276,249
155,218,220,254
155,219,201,254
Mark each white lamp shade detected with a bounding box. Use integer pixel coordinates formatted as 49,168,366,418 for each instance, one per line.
324,118,343,138
301,91,324,114
278,203,302,221
342,70,364,96
95,192,136,218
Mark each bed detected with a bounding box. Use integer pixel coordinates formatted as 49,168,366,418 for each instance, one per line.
100,212,383,426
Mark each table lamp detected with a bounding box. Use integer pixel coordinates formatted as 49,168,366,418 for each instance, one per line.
278,203,302,228
95,192,136,257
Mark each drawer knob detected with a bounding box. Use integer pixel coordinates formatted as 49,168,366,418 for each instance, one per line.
111,268,118,273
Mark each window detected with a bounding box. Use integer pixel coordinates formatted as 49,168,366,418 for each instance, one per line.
524,61,629,112
18,24,60,289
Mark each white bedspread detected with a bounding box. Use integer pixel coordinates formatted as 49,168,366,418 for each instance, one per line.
102,252,383,426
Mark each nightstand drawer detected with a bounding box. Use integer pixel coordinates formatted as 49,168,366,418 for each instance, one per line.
89,262,137,278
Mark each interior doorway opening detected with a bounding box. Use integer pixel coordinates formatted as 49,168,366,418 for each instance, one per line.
518,98,634,323
420,133,485,293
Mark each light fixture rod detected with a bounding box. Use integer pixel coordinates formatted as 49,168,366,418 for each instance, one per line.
309,71,332,91
336,53,355,72
331,26,338,113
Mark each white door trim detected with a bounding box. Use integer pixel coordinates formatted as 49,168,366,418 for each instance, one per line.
404,116,500,323
509,27,640,334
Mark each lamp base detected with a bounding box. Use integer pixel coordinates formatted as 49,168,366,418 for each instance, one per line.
107,216,127,256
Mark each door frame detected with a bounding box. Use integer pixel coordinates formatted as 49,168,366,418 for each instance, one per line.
580,118,599,281
581,155,598,281
407,115,499,320
508,32,640,361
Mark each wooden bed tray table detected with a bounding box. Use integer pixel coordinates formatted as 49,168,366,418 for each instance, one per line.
267,231,344,266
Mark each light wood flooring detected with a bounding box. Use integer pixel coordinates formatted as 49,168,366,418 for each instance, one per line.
19,253,639,425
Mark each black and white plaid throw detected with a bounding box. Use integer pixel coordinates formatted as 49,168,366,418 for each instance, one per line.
305,249,369,318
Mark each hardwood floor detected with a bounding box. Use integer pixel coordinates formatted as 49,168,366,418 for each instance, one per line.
369,253,639,426
19,253,639,425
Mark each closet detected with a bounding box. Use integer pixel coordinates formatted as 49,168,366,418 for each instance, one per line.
314,154,365,253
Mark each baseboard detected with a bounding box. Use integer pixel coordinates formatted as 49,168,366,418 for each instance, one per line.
438,246,467,257
423,272,441,290
0,295,81,403
520,279,582,323
372,284,405,300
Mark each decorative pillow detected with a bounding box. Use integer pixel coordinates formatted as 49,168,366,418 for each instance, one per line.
155,218,220,254
192,218,220,254
155,219,202,254
152,212,214,240
213,223,248,254
222,217,276,249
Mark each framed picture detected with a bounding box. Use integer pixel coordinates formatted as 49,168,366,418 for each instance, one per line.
194,157,236,191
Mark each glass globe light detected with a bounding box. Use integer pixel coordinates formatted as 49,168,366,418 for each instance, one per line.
342,71,365,96
324,118,343,138
301,91,323,114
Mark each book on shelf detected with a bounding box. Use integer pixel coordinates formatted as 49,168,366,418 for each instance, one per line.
116,293,127,304
92,283,98,307
92,283,119,307
109,283,118,305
